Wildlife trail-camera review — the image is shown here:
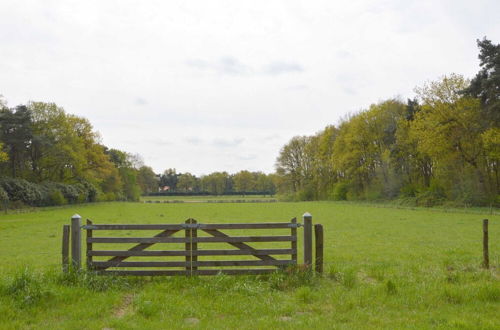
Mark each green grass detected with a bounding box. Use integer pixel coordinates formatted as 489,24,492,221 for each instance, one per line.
141,194,276,202
0,201,499,329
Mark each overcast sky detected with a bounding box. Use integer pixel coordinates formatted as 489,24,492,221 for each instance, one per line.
1,1,499,175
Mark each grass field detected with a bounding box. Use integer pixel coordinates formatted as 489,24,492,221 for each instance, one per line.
141,194,276,202
0,201,499,329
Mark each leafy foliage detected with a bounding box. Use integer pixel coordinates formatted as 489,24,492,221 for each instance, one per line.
275,38,500,206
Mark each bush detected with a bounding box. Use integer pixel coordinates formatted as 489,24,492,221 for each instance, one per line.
49,189,67,205
0,178,102,207
416,181,446,207
0,178,43,206
296,187,314,201
400,184,418,198
332,182,348,201
98,192,117,202
0,186,8,203
80,181,98,202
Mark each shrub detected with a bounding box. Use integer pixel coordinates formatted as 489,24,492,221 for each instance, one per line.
296,187,314,201
79,181,98,202
400,184,418,198
0,186,9,208
99,192,117,202
57,184,79,203
416,181,446,207
0,178,43,206
49,189,67,206
0,186,8,204
332,182,348,201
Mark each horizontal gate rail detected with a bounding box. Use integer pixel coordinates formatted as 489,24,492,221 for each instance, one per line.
83,222,301,230
92,259,294,268
88,248,295,257
100,269,278,276
87,236,296,244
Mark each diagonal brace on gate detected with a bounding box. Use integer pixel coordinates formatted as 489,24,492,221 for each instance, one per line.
202,228,277,262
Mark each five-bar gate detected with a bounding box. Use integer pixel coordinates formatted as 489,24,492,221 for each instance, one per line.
62,213,324,276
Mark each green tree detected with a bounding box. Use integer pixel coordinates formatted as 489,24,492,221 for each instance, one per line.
0,105,33,177
177,172,198,192
412,74,491,202
233,170,255,193
462,38,500,125
275,136,313,193
137,166,158,194
201,172,230,195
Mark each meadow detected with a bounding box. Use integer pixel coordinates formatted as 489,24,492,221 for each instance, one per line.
141,195,277,203
0,201,498,329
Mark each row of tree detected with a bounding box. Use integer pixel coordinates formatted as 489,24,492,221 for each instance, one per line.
156,169,276,195
275,38,500,206
0,98,277,207
0,100,158,206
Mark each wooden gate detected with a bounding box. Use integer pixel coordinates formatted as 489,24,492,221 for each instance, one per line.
62,213,323,276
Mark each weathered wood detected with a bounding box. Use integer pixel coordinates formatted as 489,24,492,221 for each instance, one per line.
83,222,300,230
98,270,189,276
198,223,300,229
88,236,295,244
303,213,312,267
99,269,278,276
105,229,179,264
62,225,70,273
93,259,293,268
71,214,82,269
86,219,93,270
314,224,324,273
291,217,297,263
203,229,277,262
69,218,308,276
185,218,198,274
83,224,185,230
191,219,198,272
483,219,489,269
88,248,295,257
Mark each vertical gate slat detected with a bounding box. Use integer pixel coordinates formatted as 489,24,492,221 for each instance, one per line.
291,217,297,264
86,219,93,270
185,219,198,275
192,219,198,272
62,225,70,272
185,219,192,275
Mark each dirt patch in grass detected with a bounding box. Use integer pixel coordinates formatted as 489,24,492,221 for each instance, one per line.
113,294,134,319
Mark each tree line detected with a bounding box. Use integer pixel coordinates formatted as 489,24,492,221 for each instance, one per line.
0,99,277,207
275,38,500,206
0,101,159,207
155,169,276,195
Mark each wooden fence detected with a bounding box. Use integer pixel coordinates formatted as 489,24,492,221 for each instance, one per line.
62,213,324,276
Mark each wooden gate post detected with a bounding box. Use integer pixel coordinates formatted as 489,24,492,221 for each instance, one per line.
483,219,489,269
303,212,313,267
314,224,324,273
71,214,82,270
